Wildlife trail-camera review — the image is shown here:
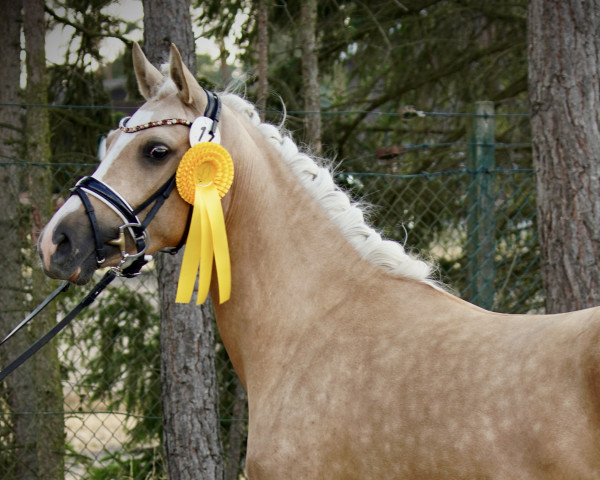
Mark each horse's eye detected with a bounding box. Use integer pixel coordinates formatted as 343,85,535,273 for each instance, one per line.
145,144,170,160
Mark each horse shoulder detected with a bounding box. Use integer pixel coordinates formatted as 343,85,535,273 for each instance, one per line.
244,286,600,479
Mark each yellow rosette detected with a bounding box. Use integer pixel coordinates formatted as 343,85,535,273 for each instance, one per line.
175,142,234,304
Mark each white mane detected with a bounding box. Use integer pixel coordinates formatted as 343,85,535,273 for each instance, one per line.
221,93,435,285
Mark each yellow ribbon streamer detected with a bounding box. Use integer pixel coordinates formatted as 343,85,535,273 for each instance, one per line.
175,142,234,304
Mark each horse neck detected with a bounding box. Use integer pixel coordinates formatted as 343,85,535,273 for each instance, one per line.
213,111,384,387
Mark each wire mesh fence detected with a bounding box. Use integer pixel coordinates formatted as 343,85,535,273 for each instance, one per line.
339,167,542,313
0,154,540,478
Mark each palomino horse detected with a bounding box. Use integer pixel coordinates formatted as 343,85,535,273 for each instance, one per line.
39,44,600,479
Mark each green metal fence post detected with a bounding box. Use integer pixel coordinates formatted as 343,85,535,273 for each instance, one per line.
466,101,496,309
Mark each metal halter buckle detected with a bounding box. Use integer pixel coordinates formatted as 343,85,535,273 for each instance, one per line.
107,223,150,276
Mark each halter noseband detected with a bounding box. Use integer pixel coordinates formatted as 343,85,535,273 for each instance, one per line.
70,89,221,278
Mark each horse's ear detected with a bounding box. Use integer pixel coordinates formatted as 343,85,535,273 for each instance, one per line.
132,43,163,100
169,43,203,106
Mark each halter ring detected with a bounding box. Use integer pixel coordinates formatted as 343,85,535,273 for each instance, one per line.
108,223,150,276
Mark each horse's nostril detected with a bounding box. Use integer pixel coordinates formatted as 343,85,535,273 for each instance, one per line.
54,232,72,259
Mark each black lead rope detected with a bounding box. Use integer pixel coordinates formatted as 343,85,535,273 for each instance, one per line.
0,281,70,347
0,270,116,382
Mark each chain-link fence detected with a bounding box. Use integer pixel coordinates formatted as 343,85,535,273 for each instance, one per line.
0,154,540,478
340,167,542,313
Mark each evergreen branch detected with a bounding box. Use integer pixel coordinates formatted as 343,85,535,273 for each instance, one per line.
336,39,517,150
44,5,132,47
0,122,23,133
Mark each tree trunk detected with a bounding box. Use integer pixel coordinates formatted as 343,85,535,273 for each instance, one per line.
224,377,247,480
157,252,223,479
218,36,230,87
0,0,24,326
300,0,322,154
528,0,600,313
256,0,269,122
22,1,65,478
0,1,27,478
141,1,224,478
142,0,195,67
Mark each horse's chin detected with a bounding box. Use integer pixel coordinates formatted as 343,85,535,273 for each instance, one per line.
68,266,97,285
41,249,99,286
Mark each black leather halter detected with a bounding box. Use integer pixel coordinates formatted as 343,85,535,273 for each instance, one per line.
70,88,221,277
71,174,175,277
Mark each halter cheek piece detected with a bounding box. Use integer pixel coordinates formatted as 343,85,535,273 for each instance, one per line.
70,88,221,278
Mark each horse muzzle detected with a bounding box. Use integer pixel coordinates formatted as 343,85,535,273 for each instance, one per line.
39,171,178,283
38,199,109,285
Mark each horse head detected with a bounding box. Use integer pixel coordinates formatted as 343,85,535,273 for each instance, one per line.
38,44,226,285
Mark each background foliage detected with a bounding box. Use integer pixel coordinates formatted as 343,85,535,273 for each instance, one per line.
0,1,538,478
